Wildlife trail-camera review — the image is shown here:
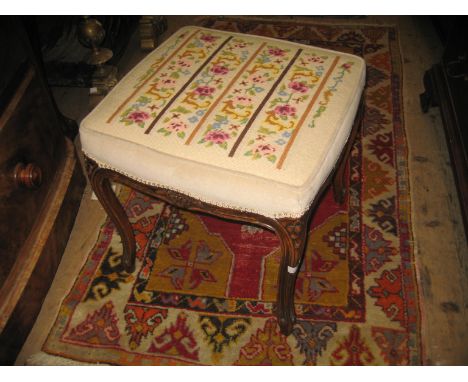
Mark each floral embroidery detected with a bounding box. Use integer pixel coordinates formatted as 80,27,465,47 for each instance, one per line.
151,38,258,139
274,104,297,117
268,48,286,56
120,96,155,127
196,44,293,150
200,34,218,43
111,29,357,169
288,81,309,93
194,85,216,96
128,111,150,124
243,52,333,163
309,61,355,128
158,119,189,139
118,32,227,129
200,130,231,149
211,64,230,75
133,30,192,90
244,143,277,163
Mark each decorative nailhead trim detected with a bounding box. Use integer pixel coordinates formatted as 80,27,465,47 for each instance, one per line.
83,151,313,219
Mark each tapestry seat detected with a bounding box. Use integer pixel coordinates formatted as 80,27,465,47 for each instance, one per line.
80,25,365,218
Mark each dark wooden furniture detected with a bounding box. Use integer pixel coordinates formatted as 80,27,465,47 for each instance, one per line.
86,98,363,336
0,17,86,365
420,16,468,238
36,16,139,88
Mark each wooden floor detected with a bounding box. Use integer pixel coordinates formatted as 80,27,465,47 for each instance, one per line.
15,16,468,365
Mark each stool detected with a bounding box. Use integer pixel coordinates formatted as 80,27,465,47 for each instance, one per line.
80,26,366,335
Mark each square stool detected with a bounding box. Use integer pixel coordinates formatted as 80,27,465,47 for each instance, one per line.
80,26,366,335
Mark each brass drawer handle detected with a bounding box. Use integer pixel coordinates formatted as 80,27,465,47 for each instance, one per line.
13,163,42,189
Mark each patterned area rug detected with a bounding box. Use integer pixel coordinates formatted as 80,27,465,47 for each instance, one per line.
42,17,421,365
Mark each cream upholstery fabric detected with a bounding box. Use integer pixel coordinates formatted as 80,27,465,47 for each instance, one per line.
80,26,365,218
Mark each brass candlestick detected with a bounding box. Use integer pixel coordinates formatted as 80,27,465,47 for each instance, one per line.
78,16,117,93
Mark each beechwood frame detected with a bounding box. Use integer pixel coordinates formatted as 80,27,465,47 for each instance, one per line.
85,98,364,336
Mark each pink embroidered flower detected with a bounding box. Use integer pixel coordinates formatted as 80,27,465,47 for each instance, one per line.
342,62,353,71
254,143,276,156
161,78,176,86
205,130,230,144
288,81,309,93
249,74,266,84
194,85,216,97
232,95,253,107
235,42,247,49
167,119,188,132
268,48,286,57
308,56,325,63
211,64,229,75
128,111,150,123
200,34,217,43
274,104,297,117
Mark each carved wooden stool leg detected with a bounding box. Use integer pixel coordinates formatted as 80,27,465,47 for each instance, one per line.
275,216,309,336
332,154,348,205
86,160,136,273
333,101,364,205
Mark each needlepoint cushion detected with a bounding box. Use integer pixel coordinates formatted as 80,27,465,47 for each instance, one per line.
80,26,365,218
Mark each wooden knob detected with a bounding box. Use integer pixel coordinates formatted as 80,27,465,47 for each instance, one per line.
13,163,42,189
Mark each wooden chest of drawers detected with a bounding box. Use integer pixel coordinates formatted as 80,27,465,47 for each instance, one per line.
0,17,85,364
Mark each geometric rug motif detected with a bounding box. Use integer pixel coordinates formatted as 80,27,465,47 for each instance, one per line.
42,16,421,365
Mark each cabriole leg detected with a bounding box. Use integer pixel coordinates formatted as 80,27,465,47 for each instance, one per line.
333,101,364,205
86,159,136,273
274,216,309,336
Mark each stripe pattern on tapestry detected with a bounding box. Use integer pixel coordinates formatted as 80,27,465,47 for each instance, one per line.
184,42,268,145
144,36,234,134
228,48,304,157
276,55,341,169
106,29,201,124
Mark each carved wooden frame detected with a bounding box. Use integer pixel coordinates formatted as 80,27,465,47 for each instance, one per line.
85,99,364,336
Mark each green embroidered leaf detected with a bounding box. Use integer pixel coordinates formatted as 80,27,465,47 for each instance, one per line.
293,65,311,71
267,155,277,163
177,131,186,139
170,72,180,79
121,108,131,118
136,96,152,104
158,127,171,136
171,106,191,114
258,127,276,135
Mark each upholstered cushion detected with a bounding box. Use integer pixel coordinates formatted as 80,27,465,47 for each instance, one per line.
80,26,365,218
